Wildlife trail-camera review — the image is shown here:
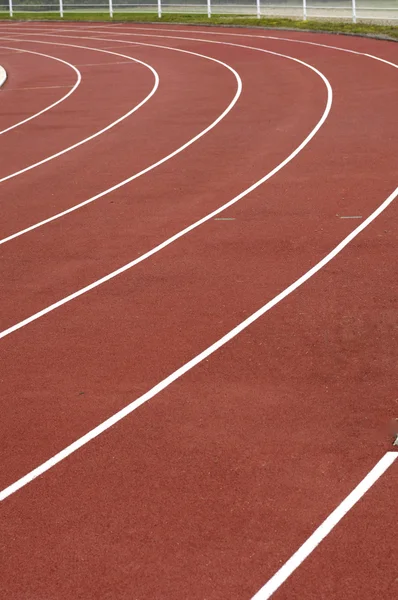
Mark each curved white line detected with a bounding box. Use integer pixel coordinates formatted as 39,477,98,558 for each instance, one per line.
0,39,159,183
0,28,395,506
1,183,397,501
252,451,398,599
0,37,331,335
38,23,397,69
0,36,243,245
0,45,81,136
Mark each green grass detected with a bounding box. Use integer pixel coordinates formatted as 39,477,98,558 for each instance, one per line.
0,11,397,41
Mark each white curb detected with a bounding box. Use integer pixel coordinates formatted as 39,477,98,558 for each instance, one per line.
0,65,7,88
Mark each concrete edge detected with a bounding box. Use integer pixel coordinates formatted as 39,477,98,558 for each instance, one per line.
0,65,7,89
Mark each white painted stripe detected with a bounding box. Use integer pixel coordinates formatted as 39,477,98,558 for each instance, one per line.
3,23,396,73
0,47,331,329
0,64,7,88
0,37,243,244
1,29,394,256
339,215,363,219
0,39,159,183
251,452,398,599
0,30,331,249
54,23,398,70
0,45,81,136
1,182,396,501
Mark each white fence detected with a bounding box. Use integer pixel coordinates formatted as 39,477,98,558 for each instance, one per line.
2,0,398,22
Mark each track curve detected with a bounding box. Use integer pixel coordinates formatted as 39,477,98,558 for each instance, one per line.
0,44,81,135
0,22,396,600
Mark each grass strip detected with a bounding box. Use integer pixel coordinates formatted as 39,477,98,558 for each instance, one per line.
0,11,397,41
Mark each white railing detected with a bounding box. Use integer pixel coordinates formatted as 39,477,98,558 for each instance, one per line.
1,0,398,23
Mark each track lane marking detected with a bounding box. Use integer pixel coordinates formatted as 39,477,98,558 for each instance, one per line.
0,40,331,332
46,23,398,70
0,38,159,183
0,28,332,249
252,452,398,599
0,182,396,502
0,44,81,136
0,36,242,244
2,21,397,74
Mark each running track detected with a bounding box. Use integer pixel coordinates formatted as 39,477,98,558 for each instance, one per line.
0,21,397,599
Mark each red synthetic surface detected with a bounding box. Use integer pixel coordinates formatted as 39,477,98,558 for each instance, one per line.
0,22,396,599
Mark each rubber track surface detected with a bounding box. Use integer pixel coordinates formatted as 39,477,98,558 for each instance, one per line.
0,22,396,600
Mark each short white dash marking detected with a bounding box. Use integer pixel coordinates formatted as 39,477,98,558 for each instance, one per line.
4,84,74,92
75,60,135,67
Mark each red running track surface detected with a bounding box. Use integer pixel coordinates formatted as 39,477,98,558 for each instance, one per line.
0,22,396,599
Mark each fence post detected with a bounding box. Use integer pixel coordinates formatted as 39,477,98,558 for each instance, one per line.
207,0,211,18
9,0,13,17
59,0,63,18
158,0,161,18
256,0,260,19
109,0,113,18
303,0,307,20
352,0,356,22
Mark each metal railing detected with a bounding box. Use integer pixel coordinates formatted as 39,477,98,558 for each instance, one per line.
1,0,397,22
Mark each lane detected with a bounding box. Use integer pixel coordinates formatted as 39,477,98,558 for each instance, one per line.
0,39,158,180
0,41,158,182
270,458,398,599
0,44,79,134
73,22,398,65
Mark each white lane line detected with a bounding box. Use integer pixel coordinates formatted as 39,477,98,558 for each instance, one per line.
0,183,396,502
252,451,398,599
0,45,81,136
0,37,243,245
0,64,6,88
0,38,159,184
60,23,398,70
0,42,331,330
1,28,397,588
1,20,397,70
